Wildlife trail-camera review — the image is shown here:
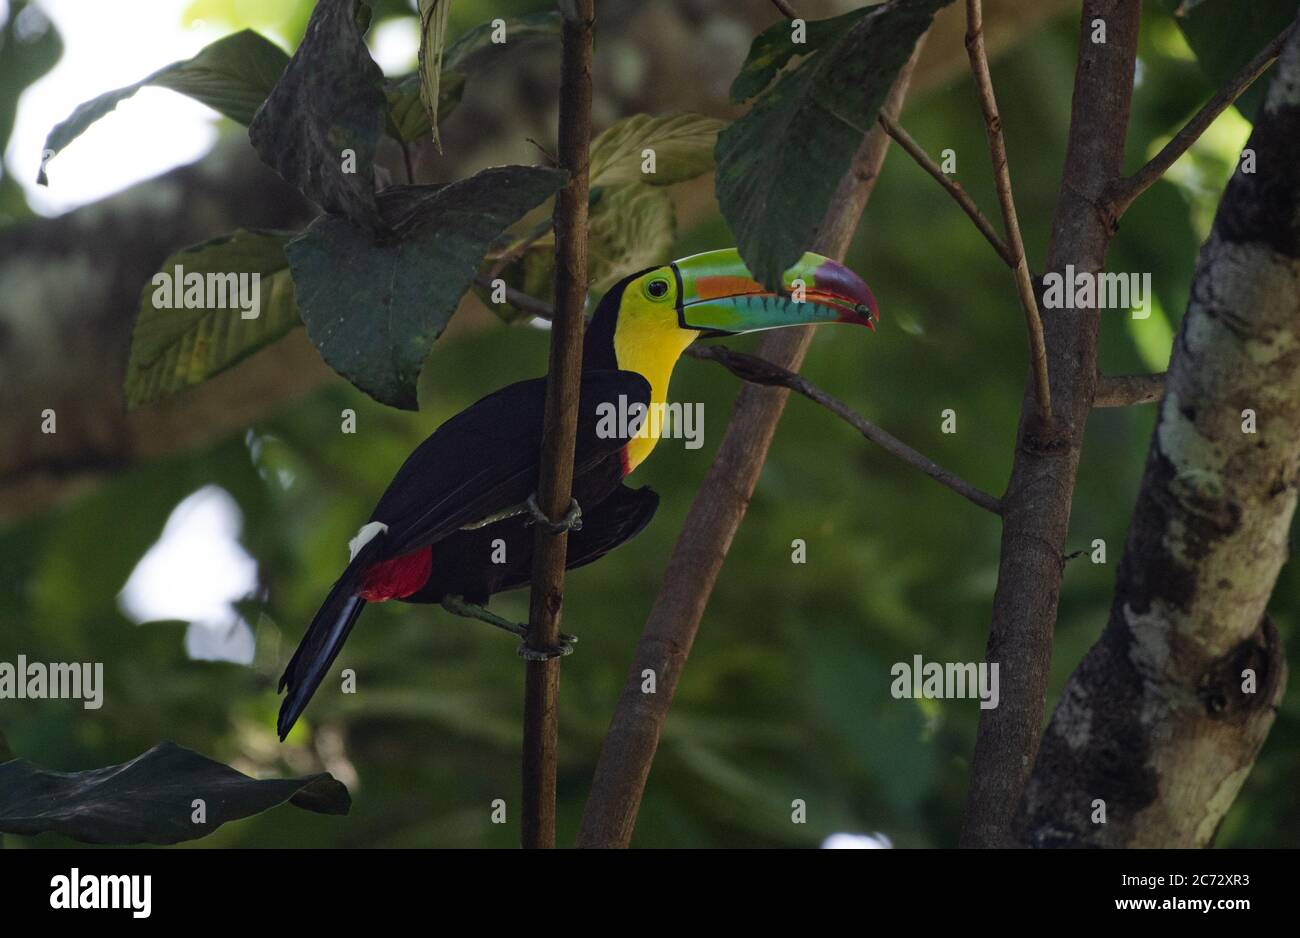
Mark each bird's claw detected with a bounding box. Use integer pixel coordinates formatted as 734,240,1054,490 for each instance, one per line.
525,493,583,533
516,632,578,661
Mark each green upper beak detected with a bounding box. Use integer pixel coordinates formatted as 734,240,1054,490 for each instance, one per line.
672,248,878,334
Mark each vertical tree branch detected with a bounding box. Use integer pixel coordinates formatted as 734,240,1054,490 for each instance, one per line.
576,41,927,848
960,0,1141,848
964,0,1051,420
522,0,594,850
1021,21,1300,848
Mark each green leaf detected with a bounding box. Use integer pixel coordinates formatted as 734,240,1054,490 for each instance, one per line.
249,0,386,230
716,0,952,290
125,229,300,408
37,29,288,185
286,165,568,409
385,70,465,143
476,182,676,320
729,6,873,103
1161,0,1296,120
589,113,727,188
0,741,349,845
587,183,676,294
443,10,564,72
476,115,712,320
416,0,452,150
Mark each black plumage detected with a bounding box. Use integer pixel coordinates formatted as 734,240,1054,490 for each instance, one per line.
277,367,655,739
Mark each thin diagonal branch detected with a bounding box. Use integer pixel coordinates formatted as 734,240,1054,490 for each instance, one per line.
473,273,556,319
965,0,1051,421
687,344,1001,514
487,217,552,280
1094,372,1165,408
1105,16,1297,220
521,0,594,851
768,0,800,19
877,113,1014,268
576,37,928,850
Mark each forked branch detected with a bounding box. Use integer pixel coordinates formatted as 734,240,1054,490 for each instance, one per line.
1105,16,1298,220
877,113,1014,268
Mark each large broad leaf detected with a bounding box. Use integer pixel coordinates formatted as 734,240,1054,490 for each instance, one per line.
37,29,288,185
476,113,705,321
589,113,726,188
249,0,386,230
442,10,564,72
587,183,676,293
287,165,568,409
729,7,874,104
125,229,300,408
476,182,676,320
715,0,951,290
1161,0,1297,121
0,741,349,845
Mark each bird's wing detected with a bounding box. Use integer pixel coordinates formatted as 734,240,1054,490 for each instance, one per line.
369,369,650,557
474,483,660,597
564,484,659,572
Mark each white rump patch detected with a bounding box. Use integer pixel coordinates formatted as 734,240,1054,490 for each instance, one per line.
348,521,389,560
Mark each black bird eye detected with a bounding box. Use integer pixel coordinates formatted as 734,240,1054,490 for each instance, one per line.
646,278,670,299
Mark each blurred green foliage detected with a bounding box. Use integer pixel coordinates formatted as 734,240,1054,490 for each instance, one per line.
0,1,1295,848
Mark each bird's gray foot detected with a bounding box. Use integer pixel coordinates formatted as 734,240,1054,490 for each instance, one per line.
516,632,578,661
525,493,583,533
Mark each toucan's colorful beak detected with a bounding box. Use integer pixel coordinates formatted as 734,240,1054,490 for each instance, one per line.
673,248,878,334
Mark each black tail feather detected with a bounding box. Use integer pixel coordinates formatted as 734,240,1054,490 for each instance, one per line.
277,576,367,741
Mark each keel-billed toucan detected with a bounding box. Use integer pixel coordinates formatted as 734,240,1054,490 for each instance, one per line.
277,248,877,739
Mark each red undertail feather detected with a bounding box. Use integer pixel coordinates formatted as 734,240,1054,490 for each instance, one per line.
357,546,433,601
